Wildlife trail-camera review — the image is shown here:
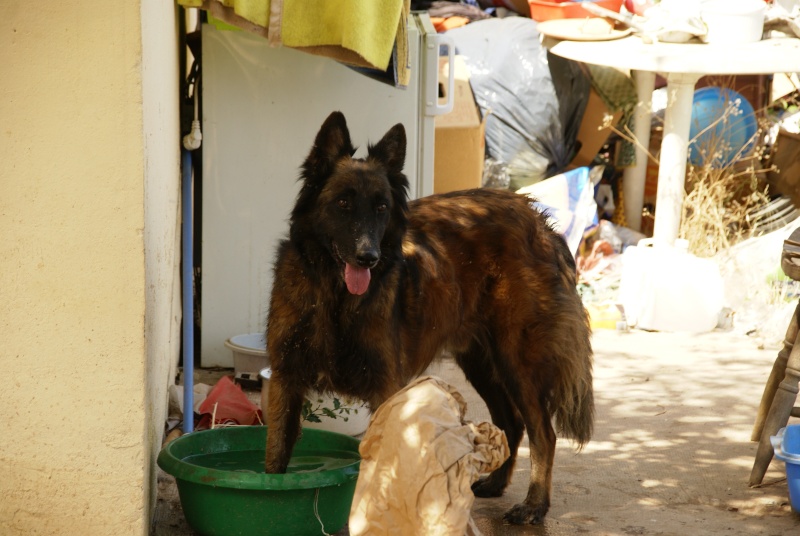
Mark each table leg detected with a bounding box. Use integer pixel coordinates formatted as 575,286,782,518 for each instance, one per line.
622,70,655,233
652,72,701,246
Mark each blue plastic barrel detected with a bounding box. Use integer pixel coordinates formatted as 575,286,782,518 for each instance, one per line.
688,87,757,168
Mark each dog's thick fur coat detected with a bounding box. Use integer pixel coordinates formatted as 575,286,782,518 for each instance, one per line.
264,112,594,524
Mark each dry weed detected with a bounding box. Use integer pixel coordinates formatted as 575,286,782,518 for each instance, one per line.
603,80,773,258
680,85,772,258
680,161,770,258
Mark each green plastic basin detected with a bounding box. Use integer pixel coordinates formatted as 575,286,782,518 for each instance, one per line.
157,426,361,536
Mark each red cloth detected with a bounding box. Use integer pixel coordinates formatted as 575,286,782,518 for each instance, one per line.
431,16,470,32
196,376,263,429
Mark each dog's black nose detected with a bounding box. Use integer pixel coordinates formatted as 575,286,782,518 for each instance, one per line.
356,251,379,268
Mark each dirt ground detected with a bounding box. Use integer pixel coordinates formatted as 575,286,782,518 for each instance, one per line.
153,327,800,535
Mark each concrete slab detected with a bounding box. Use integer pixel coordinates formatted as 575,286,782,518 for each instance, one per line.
153,328,800,535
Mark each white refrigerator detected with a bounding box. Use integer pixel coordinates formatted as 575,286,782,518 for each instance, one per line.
199,14,452,367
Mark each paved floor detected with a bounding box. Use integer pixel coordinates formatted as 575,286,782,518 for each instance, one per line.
153,328,800,535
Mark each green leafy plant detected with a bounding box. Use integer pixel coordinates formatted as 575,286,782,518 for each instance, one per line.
300,396,359,423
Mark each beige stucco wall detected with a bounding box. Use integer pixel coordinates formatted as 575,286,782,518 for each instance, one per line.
0,2,180,534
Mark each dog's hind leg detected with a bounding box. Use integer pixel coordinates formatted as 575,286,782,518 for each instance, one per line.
455,345,524,498
503,393,556,525
264,374,305,474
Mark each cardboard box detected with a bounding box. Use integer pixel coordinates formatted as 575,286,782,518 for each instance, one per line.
434,56,486,194
569,88,622,169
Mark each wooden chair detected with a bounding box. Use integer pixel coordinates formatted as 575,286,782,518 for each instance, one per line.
749,227,800,486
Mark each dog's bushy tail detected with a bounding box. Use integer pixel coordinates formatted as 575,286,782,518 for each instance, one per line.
548,235,595,448
553,342,594,450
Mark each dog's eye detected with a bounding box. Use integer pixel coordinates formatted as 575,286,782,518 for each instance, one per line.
376,203,387,213
337,199,350,210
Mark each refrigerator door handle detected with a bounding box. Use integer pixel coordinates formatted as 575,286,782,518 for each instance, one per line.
424,32,455,117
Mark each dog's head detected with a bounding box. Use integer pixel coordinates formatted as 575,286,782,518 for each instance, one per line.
290,111,409,296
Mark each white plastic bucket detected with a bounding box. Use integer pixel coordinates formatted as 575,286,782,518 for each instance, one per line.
618,239,725,332
701,0,766,44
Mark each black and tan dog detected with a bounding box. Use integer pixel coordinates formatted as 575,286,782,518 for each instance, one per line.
264,111,594,524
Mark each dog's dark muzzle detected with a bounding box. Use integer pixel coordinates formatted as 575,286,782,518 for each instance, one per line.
355,248,380,269
354,235,380,269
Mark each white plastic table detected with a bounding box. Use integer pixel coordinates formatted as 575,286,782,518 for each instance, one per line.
548,35,800,244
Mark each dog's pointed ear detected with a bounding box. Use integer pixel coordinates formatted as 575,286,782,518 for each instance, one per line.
302,111,355,183
368,123,406,175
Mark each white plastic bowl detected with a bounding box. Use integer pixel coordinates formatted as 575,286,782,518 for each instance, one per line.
259,368,371,437
701,0,766,44
224,333,269,374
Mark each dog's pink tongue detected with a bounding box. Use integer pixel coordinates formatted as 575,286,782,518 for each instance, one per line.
344,263,371,295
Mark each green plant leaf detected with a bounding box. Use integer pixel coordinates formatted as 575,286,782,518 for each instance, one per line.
301,400,312,420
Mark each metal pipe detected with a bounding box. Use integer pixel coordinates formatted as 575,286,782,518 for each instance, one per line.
182,148,195,433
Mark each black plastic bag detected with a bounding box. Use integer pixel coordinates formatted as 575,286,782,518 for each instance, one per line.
447,17,589,190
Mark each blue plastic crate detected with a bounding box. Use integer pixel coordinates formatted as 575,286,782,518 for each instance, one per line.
772,424,800,512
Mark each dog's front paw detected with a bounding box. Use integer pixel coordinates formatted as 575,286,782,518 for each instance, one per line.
503,502,549,525
471,475,505,498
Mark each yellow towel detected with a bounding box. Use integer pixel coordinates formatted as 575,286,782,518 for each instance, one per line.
394,0,410,87
271,0,406,72
178,0,409,85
